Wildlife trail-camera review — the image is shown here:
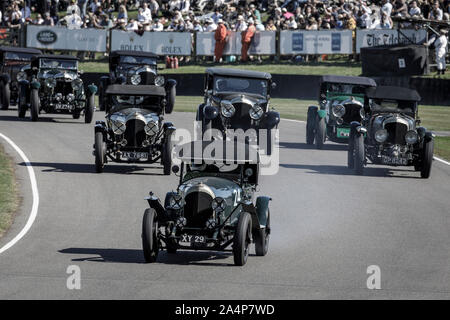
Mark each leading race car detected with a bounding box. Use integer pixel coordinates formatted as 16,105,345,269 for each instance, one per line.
98,50,176,113
306,75,377,149
348,86,434,178
93,84,175,174
18,54,97,122
0,46,41,110
141,141,271,266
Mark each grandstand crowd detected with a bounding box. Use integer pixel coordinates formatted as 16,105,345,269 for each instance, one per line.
1,0,449,32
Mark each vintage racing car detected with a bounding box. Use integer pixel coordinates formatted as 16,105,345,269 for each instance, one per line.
93,84,175,174
18,54,97,122
0,46,41,110
348,86,434,178
306,75,377,149
141,141,271,266
98,50,176,113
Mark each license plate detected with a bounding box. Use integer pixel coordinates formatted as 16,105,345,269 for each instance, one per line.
180,234,207,245
337,127,350,138
382,156,407,165
122,151,148,159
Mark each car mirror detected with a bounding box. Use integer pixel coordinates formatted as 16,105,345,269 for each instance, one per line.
172,165,180,175
271,82,277,90
79,70,84,75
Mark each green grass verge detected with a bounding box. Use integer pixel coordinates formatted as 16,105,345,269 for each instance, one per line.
173,95,450,160
0,144,18,238
435,137,450,161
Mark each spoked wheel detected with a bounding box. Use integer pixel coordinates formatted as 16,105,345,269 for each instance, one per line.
315,116,326,149
94,132,105,173
353,134,364,175
254,210,270,256
233,212,252,266
17,87,27,118
306,106,316,145
30,88,39,122
420,139,434,179
165,85,176,114
142,208,159,263
84,94,95,124
347,137,354,169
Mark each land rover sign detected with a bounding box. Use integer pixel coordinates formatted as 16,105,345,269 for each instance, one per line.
36,30,57,44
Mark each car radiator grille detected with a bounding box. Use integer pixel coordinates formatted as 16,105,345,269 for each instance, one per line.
229,103,252,130
385,122,408,145
183,192,213,228
124,119,146,148
342,104,362,124
55,81,74,96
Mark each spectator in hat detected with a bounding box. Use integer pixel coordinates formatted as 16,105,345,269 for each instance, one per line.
429,1,443,20
33,13,44,25
152,18,164,31
205,17,217,31
235,15,247,31
149,0,160,17
193,18,204,32
67,0,81,17
43,11,54,26
427,28,448,75
214,18,229,62
184,16,194,30
241,17,255,62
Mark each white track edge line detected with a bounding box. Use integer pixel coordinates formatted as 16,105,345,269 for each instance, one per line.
0,133,39,254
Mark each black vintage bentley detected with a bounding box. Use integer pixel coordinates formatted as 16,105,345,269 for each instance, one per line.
141,141,271,266
94,84,175,174
306,75,377,149
196,68,280,152
98,50,176,113
0,46,41,110
18,54,97,122
348,86,434,178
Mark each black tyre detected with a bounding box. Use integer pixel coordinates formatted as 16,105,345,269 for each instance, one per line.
72,112,80,119
17,86,27,118
84,94,95,124
98,81,105,111
315,116,326,149
233,212,252,266
421,139,434,179
306,107,316,145
0,81,10,110
165,85,176,114
30,89,39,122
94,131,105,173
353,134,364,175
142,208,159,263
254,210,270,257
347,136,354,169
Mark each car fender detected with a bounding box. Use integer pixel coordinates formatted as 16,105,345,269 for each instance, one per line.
264,110,280,129
146,193,166,219
203,105,219,120
350,121,366,136
87,83,98,95
255,196,271,228
165,78,177,89
424,131,434,142
317,109,327,119
0,73,11,84
163,122,176,137
94,121,106,134
30,80,41,90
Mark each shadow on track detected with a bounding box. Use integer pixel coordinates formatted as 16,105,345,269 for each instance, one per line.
280,163,421,178
279,141,348,151
59,248,233,266
19,162,165,176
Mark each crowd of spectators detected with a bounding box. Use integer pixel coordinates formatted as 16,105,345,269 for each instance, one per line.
1,0,449,33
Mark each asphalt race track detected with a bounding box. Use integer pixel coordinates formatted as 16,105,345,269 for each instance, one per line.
0,108,449,299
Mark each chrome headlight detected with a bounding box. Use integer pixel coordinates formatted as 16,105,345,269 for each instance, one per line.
155,75,165,86
144,120,158,136
66,93,75,102
211,197,226,213
249,104,263,120
55,93,62,101
45,77,56,88
168,193,184,210
130,74,141,85
405,130,418,144
359,108,365,119
109,114,126,135
374,129,388,143
220,100,235,118
16,71,26,81
71,78,83,91
332,104,346,117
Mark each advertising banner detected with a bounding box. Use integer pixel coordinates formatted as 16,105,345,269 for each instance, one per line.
280,30,353,54
356,29,427,53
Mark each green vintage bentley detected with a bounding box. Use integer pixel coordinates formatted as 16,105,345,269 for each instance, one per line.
141,141,271,266
306,75,377,149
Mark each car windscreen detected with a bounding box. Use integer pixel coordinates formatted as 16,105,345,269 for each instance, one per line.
39,59,78,70
5,52,35,61
370,99,416,113
183,164,241,183
214,76,268,96
327,83,367,95
110,95,162,111
119,56,157,66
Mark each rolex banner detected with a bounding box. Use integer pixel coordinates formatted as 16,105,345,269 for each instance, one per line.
110,30,192,55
